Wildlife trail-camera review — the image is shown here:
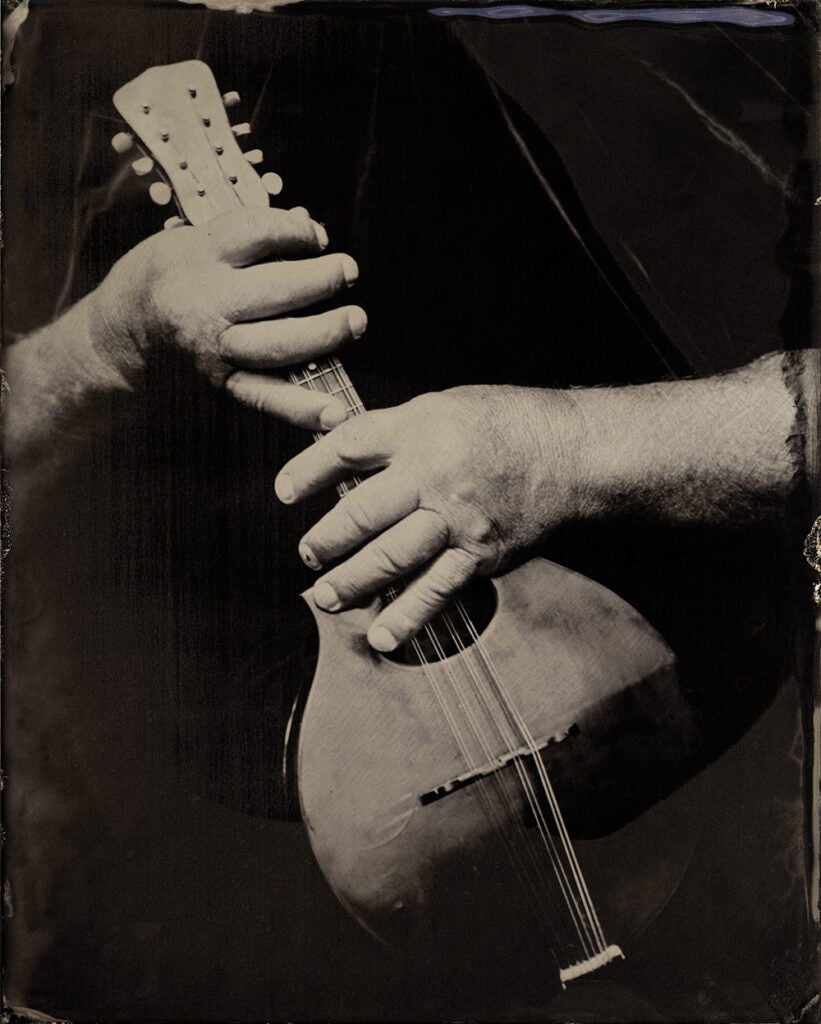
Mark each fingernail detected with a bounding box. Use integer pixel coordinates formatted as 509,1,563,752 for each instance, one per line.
275,473,294,504
347,307,368,339
369,625,398,653
320,403,347,430
341,255,359,287
299,543,320,570
313,221,329,250
314,580,341,612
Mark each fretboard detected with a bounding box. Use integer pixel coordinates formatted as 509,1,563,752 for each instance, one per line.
290,356,366,498
289,357,365,419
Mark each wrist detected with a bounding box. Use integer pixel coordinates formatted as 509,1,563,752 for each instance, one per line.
88,253,152,388
512,386,598,530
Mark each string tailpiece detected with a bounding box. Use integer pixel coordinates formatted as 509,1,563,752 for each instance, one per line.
559,944,624,987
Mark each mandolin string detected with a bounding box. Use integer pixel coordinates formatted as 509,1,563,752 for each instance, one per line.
452,599,607,954
296,364,599,958
464,612,608,955
406,603,572,947
298,367,569,949
451,598,606,954
434,603,597,957
424,605,589,954
407,622,566,949
448,600,603,952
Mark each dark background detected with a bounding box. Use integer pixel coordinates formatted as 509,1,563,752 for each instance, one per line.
3,2,818,1019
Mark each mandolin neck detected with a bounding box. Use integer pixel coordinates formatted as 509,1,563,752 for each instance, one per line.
289,356,367,498
289,356,366,420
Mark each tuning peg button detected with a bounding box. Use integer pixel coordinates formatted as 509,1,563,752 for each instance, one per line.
261,172,284,196
164,216,187,230
149,182,173,205
132,156,155,176
232,122,251,137
245,149,263,166
111,132,134,154
222,91,241,109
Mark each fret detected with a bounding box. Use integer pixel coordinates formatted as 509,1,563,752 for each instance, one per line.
291,365,338,387
289,357,366,419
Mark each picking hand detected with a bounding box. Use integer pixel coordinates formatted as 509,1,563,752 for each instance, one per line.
95,206,365,431
274,386,590,651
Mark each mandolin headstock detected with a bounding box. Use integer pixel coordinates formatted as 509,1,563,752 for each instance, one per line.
113,60,281,225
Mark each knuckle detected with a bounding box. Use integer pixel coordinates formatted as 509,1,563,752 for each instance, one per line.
406,392,441,419
410,584,446,614
338,490,375,535
419,508,450,549
334,414,380,465
457,528,498,572
450,546,482,575
371,543,408,578
464,514,498,550
217,324,241,361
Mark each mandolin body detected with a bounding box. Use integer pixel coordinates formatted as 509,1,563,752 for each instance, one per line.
298,558,700,987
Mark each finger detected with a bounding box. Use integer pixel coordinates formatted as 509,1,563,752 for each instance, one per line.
220,306,367,370
275,411,395,504
226,372,349,431
312,508,449,611
366,547,480,652
298,469,419,569
205,207,328,266
227,253,359,321
288,206,330,250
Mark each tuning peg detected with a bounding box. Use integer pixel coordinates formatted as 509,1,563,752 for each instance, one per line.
261,172,284,196
245,149,263,166
131,156,154,176
222,90,241,109
164,216,187,230
111,132,135,154
149,181,173,206
232,122,251,138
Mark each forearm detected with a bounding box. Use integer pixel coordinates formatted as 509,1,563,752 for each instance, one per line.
573,350,819,527
3,287,144,491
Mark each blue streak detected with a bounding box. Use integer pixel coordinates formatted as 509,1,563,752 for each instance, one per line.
428,6,795,28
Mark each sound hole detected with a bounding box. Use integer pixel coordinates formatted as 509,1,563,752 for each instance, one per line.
384,576,498,666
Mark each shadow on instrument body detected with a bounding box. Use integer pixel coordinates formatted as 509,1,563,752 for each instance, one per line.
298,558,702,996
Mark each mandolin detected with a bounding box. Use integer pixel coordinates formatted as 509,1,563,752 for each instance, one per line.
115,59,702,992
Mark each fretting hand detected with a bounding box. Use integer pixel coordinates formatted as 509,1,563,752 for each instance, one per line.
94,205,364,431
274,386,591,652
5,206,367,509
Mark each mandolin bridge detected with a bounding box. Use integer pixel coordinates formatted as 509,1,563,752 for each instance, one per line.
418,724,579,806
